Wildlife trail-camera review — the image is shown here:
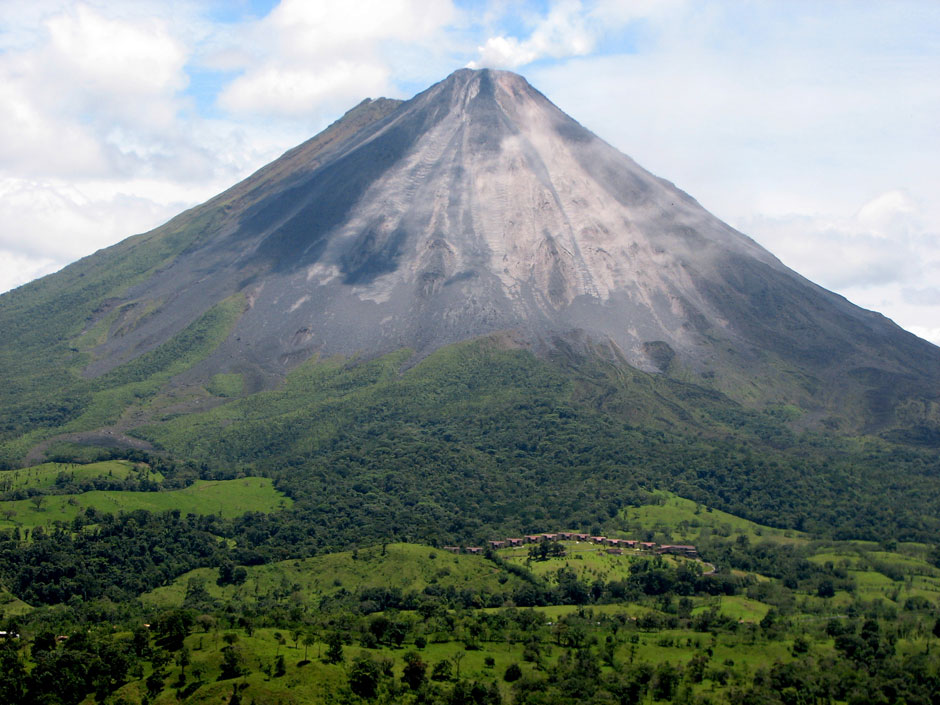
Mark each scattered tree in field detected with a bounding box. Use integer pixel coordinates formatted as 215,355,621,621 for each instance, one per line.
325,632,343,664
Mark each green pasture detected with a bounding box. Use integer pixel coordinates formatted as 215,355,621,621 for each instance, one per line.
0,459,160,492
692,595,771,623
621,491,806,545
0,477,289,529
0,584,31,616
142,543,529,610
126,611,818,705
501,542,676,584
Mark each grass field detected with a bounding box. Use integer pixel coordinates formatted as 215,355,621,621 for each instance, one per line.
0,584,31,616
0,477,289,529
142,543,529,611
499,542,696,585
123,608,816,705
620,491,806,545
0,459,161,492
692,595,771,622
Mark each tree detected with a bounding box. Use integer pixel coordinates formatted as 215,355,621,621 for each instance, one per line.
451,651,466,680
176,645,191,682
325,632,343,664
503,663,522,682
348,655,382,699
219,645,248,680
151,609,194,651
302,630,316,662
431,659,453,682
0,644,27,703
402,651,426,690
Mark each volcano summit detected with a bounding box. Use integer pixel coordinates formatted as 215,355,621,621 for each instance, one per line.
1,68,938,447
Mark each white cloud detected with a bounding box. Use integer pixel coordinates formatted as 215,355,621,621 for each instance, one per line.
0,3,276,294
219,61,390,118
36,5,188,132
0,249,61,293
470,0,595,69
734,191,940,345
739,199,930,290
0,177,185,262
216,0,458,117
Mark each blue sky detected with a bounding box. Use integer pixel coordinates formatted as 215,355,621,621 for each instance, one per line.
1,0,938,343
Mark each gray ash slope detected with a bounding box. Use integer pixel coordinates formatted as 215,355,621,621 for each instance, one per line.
70,69,940,430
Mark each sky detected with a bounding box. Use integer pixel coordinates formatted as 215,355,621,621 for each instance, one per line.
1,0,938,344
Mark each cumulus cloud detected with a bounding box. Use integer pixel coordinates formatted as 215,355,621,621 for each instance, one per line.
0,2,280,295
219,61,390,117
0,249,61,293
0,176,186,271
737,191,929,290
469,0,595,69
216,0,458,117
736,191,940,344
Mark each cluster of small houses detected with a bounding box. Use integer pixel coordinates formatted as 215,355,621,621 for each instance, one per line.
442,532,697,558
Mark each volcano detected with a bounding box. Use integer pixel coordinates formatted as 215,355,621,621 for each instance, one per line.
2,68,938,446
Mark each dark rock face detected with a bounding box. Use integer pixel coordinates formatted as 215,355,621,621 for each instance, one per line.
73,68,939,429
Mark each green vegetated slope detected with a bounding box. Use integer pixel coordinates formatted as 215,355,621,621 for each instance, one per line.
124,340,940,548
0,96,404,468
0,292,245,465
1,489,939,704
6,526,938,705
143,543,532,612
0,477,289,530
0,204,235,450
0,459,161,493
0,583,31,616
620,491,807,546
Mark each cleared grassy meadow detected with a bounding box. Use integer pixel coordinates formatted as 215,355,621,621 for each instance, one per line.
0,477,289,529
0,459,161,492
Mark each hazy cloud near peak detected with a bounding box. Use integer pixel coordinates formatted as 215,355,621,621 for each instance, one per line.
469,0,595,69
217,0,459,117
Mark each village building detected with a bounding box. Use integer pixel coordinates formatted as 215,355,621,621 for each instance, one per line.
657,544,698,557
